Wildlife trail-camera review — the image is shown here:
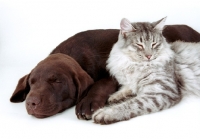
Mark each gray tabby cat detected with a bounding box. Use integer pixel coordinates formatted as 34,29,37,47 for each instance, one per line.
92,17,200,124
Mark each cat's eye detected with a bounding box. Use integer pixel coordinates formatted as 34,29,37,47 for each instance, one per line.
152,43,156,47
136,43,144,49
152,42,157,48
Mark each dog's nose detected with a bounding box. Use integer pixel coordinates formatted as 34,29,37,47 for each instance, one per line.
26,97,41,109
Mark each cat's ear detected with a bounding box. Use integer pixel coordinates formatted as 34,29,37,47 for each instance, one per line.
120,18,136,36
153,17,167,31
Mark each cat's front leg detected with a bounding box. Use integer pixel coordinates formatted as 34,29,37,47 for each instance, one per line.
93,92,181,125
92,106,127,124
108,85,136,104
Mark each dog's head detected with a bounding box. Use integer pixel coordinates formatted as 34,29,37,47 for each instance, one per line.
10,53,94,118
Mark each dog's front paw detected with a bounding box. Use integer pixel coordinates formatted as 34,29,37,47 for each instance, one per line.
76,97,105,120
92,108,120,124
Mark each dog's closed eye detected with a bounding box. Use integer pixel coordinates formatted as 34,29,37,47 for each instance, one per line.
29,78,36,85
48,76,61,83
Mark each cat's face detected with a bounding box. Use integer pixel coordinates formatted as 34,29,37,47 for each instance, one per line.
125,30,164,61
120,17,166,62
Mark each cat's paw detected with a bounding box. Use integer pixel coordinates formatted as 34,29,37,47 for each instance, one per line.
108,90,135,104
92,108,120,124
108,93,123,104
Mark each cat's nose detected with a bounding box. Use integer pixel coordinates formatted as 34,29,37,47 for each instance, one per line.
146,55,152,59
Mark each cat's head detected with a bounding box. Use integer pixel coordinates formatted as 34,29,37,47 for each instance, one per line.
119,17,167,62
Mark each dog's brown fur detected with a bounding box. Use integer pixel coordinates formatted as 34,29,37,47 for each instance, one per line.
10,54,93,118
10,25,200,119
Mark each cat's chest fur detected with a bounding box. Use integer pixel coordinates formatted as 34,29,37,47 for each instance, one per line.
106,41,174,85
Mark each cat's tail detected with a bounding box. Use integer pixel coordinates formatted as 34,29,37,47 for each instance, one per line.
171,41,200,97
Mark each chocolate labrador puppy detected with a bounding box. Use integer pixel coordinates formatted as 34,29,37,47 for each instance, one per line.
11,53,94,118
10,25,200,119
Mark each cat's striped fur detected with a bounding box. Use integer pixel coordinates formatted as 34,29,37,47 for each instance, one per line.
92,17,200,124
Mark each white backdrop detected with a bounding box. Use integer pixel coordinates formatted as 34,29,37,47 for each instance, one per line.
1,0,200,139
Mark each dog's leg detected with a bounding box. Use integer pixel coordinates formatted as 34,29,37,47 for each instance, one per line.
75,77,118,120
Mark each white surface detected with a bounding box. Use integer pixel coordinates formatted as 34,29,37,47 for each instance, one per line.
1,0,200,139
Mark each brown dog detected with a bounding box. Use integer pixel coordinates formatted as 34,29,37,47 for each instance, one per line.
10,53,93,118
10,25,200,119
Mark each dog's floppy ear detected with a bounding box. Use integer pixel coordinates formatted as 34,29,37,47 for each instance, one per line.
74,71,94,102
10,74,30,102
